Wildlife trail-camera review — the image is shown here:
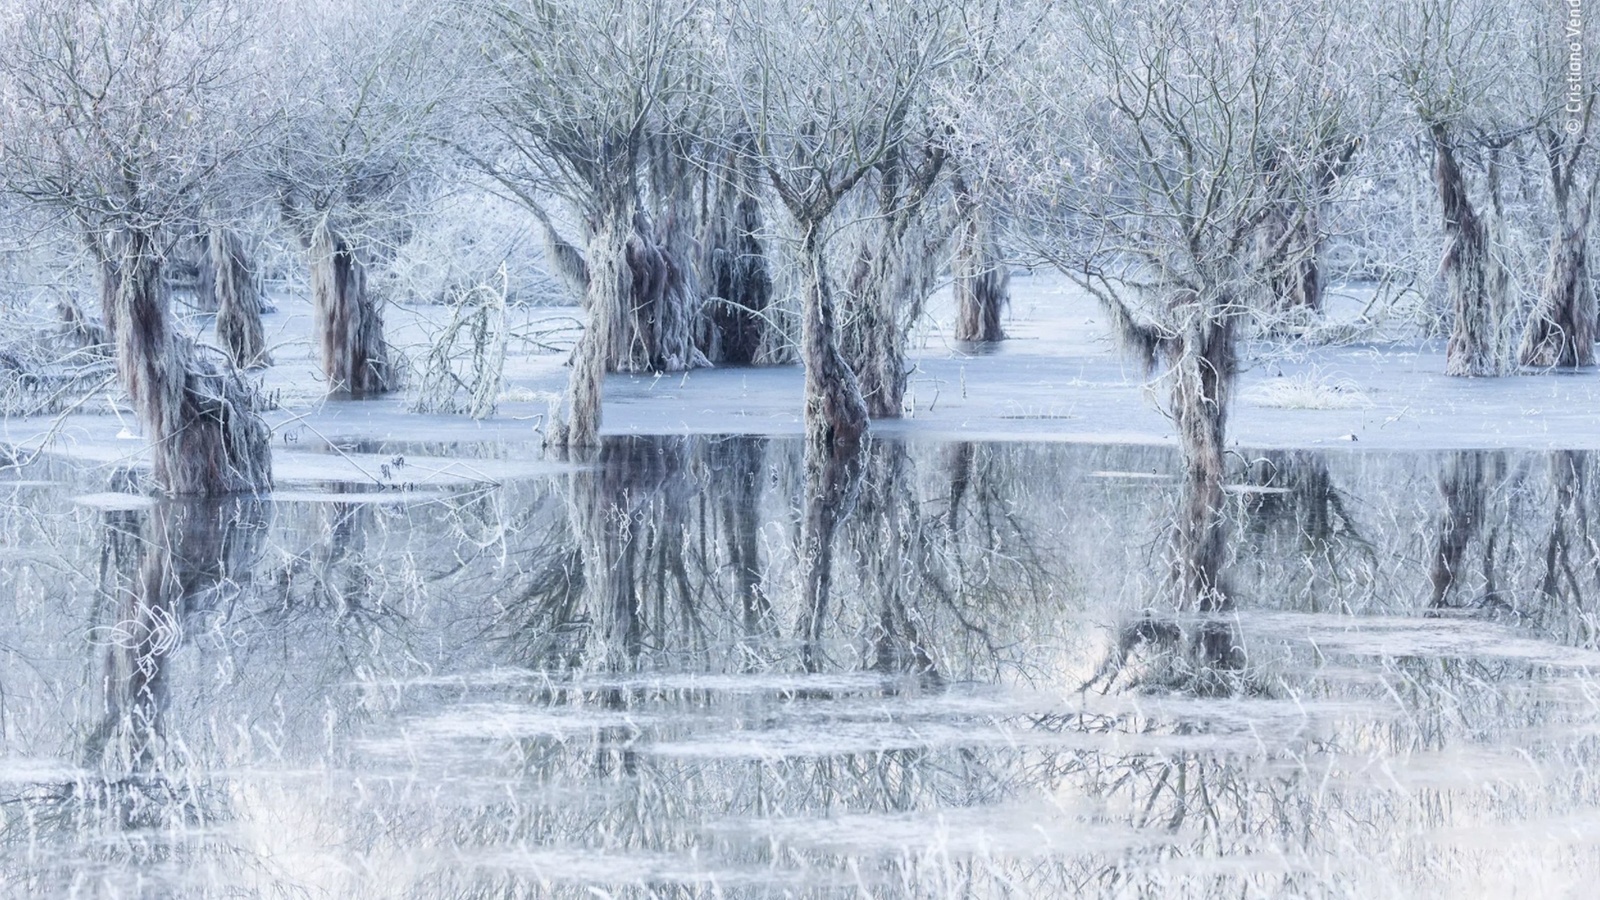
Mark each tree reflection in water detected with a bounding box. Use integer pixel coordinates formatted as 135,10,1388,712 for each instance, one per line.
2,441,1600,895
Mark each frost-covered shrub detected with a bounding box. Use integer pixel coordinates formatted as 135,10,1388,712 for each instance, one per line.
410,268,508,419
0,226,113,416
1245,370,1372,410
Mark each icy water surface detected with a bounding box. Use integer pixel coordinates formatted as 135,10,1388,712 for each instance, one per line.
3,438,1600,897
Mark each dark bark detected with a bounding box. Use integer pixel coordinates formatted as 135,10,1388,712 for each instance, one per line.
860,444,935,676
183,232,218,312
1538,451,1589,607
210,226,270,369
799,226,870,451
1431,126,1509,377
1520,157,1598,367
952,179,1009,342
622,208,707,373
838,150,947,418
699,146,775,365
565,437,696,674
840,225,936,418
1255,136,1357,326
943,441,976,531
57,291,109,354
310,224,389,395
97,230,272,496
643,137,708,374
87,494,269,801
1259,209,1322,321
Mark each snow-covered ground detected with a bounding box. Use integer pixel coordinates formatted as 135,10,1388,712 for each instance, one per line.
8,271,1600,488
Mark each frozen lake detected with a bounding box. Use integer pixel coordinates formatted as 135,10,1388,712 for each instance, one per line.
2,436,1599,896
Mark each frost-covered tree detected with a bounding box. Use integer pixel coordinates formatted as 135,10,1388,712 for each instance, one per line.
464,0,713,450
1383,0,1546,376
973,0,1357,606
1517,7,1600,369
944,4,1027,343
208,224,271,369
723,0,955,448
263,0,449,395
0,0,272,495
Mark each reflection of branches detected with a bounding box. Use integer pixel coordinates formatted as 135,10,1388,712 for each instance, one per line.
799,442,864,673
8,488,271,889
1428,451,1516,612
1237,451,1378,613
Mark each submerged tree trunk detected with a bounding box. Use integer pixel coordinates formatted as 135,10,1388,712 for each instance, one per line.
838,153,947,418
1429,451,1491,609
1520,179,1597,368
211,226,270,369
1539,451,1590,612
715,436,771,633
88,495,270,788
699,147,775,365
309,223,388,395
551,197,634,451
952,180,1009,342
1169,296,1236,612
98,229,272,495
799,226,870,450
1431,126,1509,377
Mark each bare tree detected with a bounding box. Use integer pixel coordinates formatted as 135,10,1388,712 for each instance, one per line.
0,0,272,494
983,0,1354,494
724,0,955,448
465,0,712,450
1385,0,1546,376
264,0,450,395
1519,8,1600,368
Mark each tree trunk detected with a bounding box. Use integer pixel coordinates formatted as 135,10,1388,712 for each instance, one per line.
1539,451,1589,611
211,226,270,369
309,223,388,395
839,211,943,419
88,495,269,785
643,141,709,374
715,436,771,633
1519,187,1597,367
953,185,1009,342
552,196,634,450
98,229,272,495
1259,209,1322,323
700,149,775,365
1169,299,1235,612
1432,126,1509,377
799,226,869,450
189,232,218,312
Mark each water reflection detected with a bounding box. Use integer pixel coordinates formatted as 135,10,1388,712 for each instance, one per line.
2,441,1600,895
